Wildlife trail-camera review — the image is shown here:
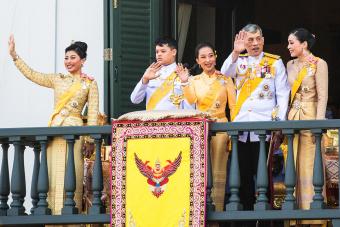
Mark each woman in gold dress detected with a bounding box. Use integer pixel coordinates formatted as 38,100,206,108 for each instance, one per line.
177,43,236,211
8,35,99,214
287,28,328,226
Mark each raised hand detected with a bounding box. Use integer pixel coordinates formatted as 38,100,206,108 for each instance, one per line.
233,30,247,54
176,63,189,83
8,35,17,59
142,62,162,84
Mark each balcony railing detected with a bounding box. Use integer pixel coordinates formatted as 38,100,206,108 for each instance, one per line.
0,120,340,226
207,119,340,226
0,126,112,226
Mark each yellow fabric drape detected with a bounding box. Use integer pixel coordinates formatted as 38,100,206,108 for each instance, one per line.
232,54,277,121
290,58,318,104
146,72,178,110
199,78,223,112
48,81,82,126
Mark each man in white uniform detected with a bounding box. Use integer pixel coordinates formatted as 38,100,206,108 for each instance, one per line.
221,24,290,225
130,37,193,110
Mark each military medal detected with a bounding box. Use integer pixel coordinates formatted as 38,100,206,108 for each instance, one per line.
258,92,265,99
263,84,270,91
261,60,272,78
237,64,248,75
240,64,247,70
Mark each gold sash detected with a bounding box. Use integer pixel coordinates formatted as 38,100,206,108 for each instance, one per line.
231,53,278,121
146,72,177,110
48,80,82,126
290,58,318,103
199,74,223,112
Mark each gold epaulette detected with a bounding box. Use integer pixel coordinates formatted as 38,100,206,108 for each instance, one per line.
239,53,248,57
264,52,280,60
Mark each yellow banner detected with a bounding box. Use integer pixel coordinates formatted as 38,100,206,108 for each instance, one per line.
126,137,191,227
146,72,178,110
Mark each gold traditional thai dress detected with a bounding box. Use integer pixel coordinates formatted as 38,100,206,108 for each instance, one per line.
287,55,328,226
183,71,236,211
14,57,99,214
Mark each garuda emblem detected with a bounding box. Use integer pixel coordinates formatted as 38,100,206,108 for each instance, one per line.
134,152,182,198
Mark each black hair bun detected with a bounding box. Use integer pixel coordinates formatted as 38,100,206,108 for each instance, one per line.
74,41,88,53
65,41,88,59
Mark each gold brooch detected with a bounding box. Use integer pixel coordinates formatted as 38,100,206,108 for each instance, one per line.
70,100,78,108
215,101,221,108
302,86,310,93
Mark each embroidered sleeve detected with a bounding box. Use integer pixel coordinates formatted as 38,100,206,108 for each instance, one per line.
87,80,99,126
14,57,55,88
182,77,197,105
315,59,328,119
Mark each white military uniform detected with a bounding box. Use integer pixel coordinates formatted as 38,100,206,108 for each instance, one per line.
130,62,194,110
221,52,290,142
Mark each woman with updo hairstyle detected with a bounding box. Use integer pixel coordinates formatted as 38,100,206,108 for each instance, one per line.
8,35,99,215
177,42,236,212
287,28,328,227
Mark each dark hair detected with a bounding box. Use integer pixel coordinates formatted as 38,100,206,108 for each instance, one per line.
65,41,88,59
194,42,216,58
154,37,177,50
190,42,216,75
289,28,316,50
